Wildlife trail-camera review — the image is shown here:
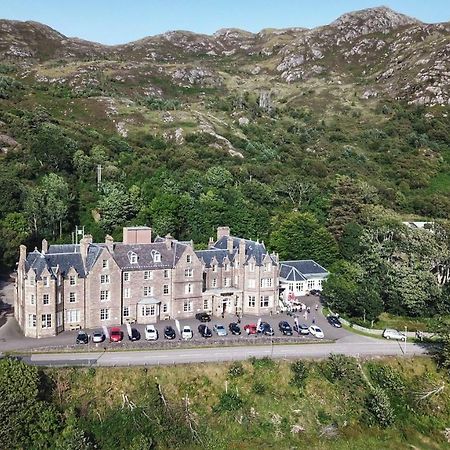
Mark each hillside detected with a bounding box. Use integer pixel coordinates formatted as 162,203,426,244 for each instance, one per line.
0,6,450,272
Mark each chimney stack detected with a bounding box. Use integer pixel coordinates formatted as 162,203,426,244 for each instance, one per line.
105,235,114,252
217,226,230,241
123,226,152,244
165,234,173,250
208,237,215,249
227,236,234,254
19,244,27,262
80,234,93,262
41,239,48,254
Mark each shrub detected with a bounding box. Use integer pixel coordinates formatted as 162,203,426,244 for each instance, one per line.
228,362,245,378
365,386,395,427
323,354,362,385
367,364,405,393
290,361,308,389
252,381,267,395
250,357,275,371
214,391,244,413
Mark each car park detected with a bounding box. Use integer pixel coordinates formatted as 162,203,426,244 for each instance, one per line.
382,329,406,341
293,323,310,335
229,322,241,335
92,330,105,343
198,324,212,338
195,312,211,322
309,325,324,339
213,324,228,336
278,321,293,336
164,325,176,340
182,326,193,340
129,328,141,341
76,330,89,344
258,322,275,336
327,315,342,328
244,323,258,335
110,327,124,342
145,324,158,340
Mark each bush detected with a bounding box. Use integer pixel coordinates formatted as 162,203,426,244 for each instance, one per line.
290,361,308,389
365,386,395,427
252,381,267,395
214,391,244,413
228,362,245,378
250,357,275,371
367,364,405,393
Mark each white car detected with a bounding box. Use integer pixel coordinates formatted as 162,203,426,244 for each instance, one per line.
382,329,406,341
308,325,324,339
181,326,193,340
144,324,158,341
92,330,105,343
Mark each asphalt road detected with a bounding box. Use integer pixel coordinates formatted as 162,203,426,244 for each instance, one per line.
23,339,428,367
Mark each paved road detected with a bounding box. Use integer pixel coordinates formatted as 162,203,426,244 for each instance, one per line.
23,339,428,367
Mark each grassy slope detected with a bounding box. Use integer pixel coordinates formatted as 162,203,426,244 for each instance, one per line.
47,357,450,449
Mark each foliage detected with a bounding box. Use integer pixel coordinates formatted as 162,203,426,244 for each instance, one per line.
214,390,244,413
228,361,245,378
250,357,275,370
365,386,395,427
290,360,308,389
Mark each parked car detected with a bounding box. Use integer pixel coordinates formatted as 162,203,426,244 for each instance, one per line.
213,324,228,336
279,321,293,336
145,324,158,341
164,325,176,340
293,323,310,335
129,328,141,341
258,322,275,336
195,312,211,322
244,323,258,335
110,327,124,342
383,329,406,341
92,330,105,343
327,315,342,328
76,330,89,344
198,324,212,338
309,289,320,296
308,325,324,339
229,322,241,335
182,326,193,340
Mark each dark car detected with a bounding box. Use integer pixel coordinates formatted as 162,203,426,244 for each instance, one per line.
76,330,89,344
327,316,342,328
293,323,310,335
229,322,241,335
129,328,141,341
195,312,211,322
278,321,293,336
309,289,320,296
164,325,176,340
258,322,275,336
198,324,212,338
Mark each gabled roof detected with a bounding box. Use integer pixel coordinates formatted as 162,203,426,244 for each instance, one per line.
279,264,307,282
195,248,236,268
281,260,328,277
112,241,187,270
213,235,275,266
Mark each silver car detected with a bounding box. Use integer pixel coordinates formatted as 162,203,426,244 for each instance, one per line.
382,329,406,341
213,324,228,336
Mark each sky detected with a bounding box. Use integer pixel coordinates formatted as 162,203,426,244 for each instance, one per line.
1,0,450,45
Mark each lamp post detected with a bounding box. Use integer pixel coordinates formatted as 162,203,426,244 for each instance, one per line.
404,326,407,354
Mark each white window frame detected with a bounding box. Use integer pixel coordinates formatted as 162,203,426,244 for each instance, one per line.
163,284,169,295
249,263,255,272
224,263,229,271
123,287,130,299
144,270,153,280
186,254,192,263
43,276,49,287
185,268,193,278
185,283,193,294
260,278,273,288
66,309,80,324
212,278,217,288
30,294,35,305
143,286,153,297
69,292,76,303
69,275,76,286
129,252,138,264
212,264,217,272
307,280,315,290
248,279,256,289
43,294,49,305
123,306,130,318
100,290,110,302
100,274,110,284
123,271,130,282
203,299,209,310
162,303,168,313
248,295,256,307
100,308,110,321
164,269,170,278
153,251,161,263
28,314,36,328
41,313,52,329
224,277,231,287
183,300,193,312
260,295,270,308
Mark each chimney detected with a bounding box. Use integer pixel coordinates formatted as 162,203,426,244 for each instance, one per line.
208,237,215,249
80,234,93,262
41,239,48,254
105,235,114,252
123,226,152,244
19,244,27,262
238,239,246,265
165,234,173,250
227,236,234,254
217,226,230,241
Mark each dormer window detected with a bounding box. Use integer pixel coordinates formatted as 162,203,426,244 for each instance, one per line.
151,250,161,263
128,251,138,264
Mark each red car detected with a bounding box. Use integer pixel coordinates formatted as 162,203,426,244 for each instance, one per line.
244,323,258,335
110,327,124,342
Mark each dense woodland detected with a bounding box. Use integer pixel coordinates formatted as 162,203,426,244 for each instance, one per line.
2,56,450,323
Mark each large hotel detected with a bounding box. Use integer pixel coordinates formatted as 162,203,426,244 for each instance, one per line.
14,226,328,338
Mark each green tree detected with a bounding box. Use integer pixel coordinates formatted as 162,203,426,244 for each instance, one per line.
0,212,31,266
269,211,338,267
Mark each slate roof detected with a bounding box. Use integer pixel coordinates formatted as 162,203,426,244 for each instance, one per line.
112,241,187,270
280,260,328,280
25,247,86,279
195,248,236,268
213,236,275,266
279,264,307,282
